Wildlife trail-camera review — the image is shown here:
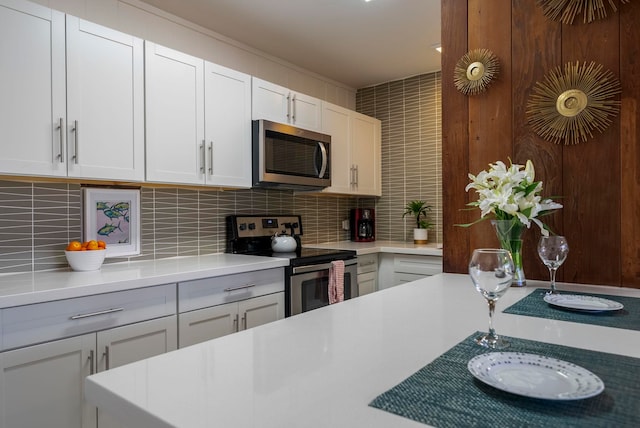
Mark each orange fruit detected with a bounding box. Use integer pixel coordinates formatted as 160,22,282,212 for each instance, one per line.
87,240,99,250
66,241,82,251
97,240,107,249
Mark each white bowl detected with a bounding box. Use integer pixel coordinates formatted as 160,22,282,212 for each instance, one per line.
64,249,106,271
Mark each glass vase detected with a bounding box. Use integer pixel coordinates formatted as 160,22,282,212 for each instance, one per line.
491,219,526,287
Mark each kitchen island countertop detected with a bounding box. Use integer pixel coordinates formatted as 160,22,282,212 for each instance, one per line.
84,273,640,428
0,254,289,309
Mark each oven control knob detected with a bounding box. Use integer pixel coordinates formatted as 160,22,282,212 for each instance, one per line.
239,223,247,231
248,223,256,230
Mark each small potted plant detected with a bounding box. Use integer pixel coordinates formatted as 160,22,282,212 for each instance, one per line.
402,200,433,244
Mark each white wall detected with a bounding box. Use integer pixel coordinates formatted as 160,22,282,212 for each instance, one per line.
35,0,356,108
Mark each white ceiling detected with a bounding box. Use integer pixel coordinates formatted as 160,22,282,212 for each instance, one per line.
138,0,441,89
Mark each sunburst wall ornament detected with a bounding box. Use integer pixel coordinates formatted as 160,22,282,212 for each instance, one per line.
537,0,630,24
453,48,500,96
526,61,621,145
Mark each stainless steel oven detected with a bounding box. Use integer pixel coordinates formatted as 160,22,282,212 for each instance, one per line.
226,214,358,317
289,258,358,316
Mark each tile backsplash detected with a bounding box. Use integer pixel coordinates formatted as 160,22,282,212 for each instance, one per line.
357,72,442,243
0,180,373,273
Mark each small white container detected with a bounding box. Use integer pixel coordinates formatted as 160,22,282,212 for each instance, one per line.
64,249,106,271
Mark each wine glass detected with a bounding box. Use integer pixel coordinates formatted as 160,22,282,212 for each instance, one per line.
537,236,569,294
469,249,515,349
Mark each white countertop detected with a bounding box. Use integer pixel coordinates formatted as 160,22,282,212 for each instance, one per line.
84,273,640,428
304,240,443,256
0,254,289,308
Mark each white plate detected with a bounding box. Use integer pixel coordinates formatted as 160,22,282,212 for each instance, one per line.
543,293,624,312
467,352,604,400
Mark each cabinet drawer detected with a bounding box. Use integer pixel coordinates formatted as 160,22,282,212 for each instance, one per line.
0,284,176,351
357,254,378,274
178,268,284,312
393,255,443,276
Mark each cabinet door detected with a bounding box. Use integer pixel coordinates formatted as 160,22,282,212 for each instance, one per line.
204,62,251,188
351,112,381,196
291,92,322,131
321,102,352,194
66,16,144,181
178,302,237,348
238,293,284,331
358,272,377,296
0,333,95,428
0,0,66,177
145,42,205,185
251,77,289,123
96,316,177,372
96,316,177,428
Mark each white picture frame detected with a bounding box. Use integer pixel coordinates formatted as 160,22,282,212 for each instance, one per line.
83,188,141,258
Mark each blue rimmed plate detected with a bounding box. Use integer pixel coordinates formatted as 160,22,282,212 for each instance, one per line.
468,352,604,400
544,293,624,312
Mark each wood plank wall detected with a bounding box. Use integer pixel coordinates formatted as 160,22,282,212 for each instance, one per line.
442,0,640,288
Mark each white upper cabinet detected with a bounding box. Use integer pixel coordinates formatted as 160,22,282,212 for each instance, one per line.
350,111,381,196
0,0,66,177
145,42,205,185
321,102,381,196
252,77,322,131
0,0,144,181
145,42,251,188
65,17,144,181
203,62,252,187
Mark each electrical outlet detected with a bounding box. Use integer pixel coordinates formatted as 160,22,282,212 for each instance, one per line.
342,219,350,230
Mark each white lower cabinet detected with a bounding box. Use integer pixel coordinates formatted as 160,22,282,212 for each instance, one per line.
0,316,176,428
0,284,177,428
0,333,95,428
178,268,285,348
96,316,177,428
357,253,378,295
179,293,284,348
378,254,443,289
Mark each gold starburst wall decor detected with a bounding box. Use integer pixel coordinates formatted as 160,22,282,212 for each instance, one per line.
526,61,621,145
537,0,630,24
453,49,500,96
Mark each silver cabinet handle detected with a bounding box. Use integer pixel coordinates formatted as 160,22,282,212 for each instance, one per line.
103,345,110,370
354,165,359,186
88,350,95,375
241,313,247,330
71,120,79,164
291,93,296,122
350,165,356,186
200,140,206,172
70,307,124,320
233,313,239,332
224,283,256,292
56,118,64,162
286,94,291,120
208,141,213,174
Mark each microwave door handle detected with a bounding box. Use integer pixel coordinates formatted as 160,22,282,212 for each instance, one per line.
317,142,328,178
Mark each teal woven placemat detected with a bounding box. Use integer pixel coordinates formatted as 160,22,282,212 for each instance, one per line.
369,332,640,427
503,288,640,331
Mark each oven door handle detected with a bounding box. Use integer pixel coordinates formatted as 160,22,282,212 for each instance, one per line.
292,258,357,275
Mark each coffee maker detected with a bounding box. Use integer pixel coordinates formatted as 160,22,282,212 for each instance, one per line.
349,208,375,242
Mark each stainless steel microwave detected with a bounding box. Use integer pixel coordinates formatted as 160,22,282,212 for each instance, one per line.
252,119,331,191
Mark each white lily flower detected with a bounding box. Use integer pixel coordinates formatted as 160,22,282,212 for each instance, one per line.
464,159,563,232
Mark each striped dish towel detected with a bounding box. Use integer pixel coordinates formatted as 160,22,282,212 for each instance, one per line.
328,260,345,304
